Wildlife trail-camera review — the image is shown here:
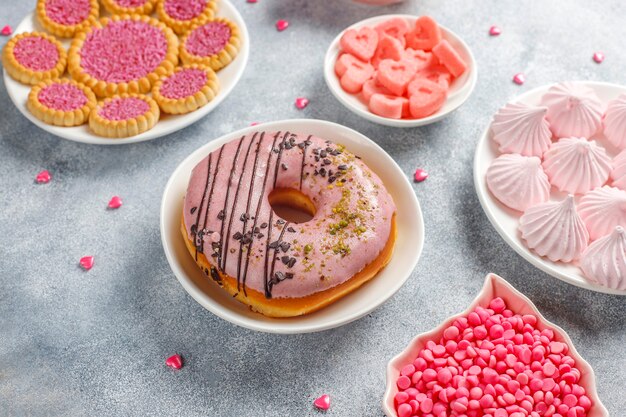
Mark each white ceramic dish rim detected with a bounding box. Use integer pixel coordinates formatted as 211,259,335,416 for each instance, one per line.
2,0,249,145
323,13,478,128
160,119,424,334
382,273,609,417
473,81,626,296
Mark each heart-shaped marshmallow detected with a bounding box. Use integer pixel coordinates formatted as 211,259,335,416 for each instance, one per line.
340,26,378,62
405,15,442,51
377,58,419,96
374,18,409,46
403,48,435,70
372,35,404,68
432,39,467,77
369,94,407,119
339,59,374,94
407,78,447,118
415,65,452,89
362,78,392,103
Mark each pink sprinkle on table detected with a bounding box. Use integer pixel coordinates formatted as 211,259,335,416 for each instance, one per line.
414,169,428,182
1,25,12,36
36,170,51,184
247,0,257,2
593,52,604,63
513,73,525,85
489,25,501,36
79,256,94,270
165,354,183,370
276,19,289,32
313,394,330,410
108,196,123,209
295,97,309,109
250,122,260,126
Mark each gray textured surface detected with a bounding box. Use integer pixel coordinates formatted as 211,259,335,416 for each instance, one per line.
1,0,625,415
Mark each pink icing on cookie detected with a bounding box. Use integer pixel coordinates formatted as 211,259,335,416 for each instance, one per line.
160,68,207,99
164,0,207,21
99,97,149,121
13,36,59,71
185,21,231,57
80,20,168,83
38,83,88,111
45,0,91,25
116,0,147,6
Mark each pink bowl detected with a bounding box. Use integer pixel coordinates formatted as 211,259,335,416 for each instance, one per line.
382,273,609,417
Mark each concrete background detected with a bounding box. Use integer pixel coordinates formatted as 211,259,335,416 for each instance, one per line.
1,0,625,415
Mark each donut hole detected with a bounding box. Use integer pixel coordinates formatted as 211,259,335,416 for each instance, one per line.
268,188,316,224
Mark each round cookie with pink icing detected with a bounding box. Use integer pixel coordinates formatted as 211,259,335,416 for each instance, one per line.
2,32,67,85
180,18,241,71
152,64,219,114
89,93,160,138
156,0,217,35
36,0,99,38
28,79,96,127
69,14,179,97
101,0,158,15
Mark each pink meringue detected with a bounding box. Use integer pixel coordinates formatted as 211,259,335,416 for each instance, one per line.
540,82,603,139
611,149,626,191
542,137,611,194
578,186,626,241
491,102,552,157
486,154,550,212
603,93,626,150
581,226,626,291
519,195,589,262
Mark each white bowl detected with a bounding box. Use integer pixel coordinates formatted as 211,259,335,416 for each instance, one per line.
323,14,477,128
382,273,609,417
474,81,626,296
160,119,424,334
2,0,249,145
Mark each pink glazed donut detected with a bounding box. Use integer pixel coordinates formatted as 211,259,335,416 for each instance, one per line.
181,130,397,317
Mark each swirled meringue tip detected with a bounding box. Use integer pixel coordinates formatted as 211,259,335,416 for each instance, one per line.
542,137,611,195
581,226,626,291
611,148,626,191
579,185,626,241
519,195,589,263
486,154,550,212
491,102,552,157
540,82,603,139
603,93,626,150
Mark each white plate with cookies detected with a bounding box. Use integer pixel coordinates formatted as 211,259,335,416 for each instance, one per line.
160,119,424,333
2,0,249,145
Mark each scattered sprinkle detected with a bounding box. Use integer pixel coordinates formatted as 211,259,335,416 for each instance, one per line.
36,170,51,184
108,196,123,209
1,25,12,36
512,73,525,85
79,256,94,271
313,394,330,410
165,354,183,370
247,0,257,2
593,52,604,64
250,121,260,126
488,25,501,36
276,19,289,32
414,169,428,182
295,97,309,110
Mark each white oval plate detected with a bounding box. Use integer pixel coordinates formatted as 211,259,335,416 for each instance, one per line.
160,119,425,333
323,14,477,128
474,81,626,296
3,0,249,145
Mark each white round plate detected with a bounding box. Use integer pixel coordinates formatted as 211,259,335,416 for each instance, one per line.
160,119,425,333
3,0,249,145
474,81,626,296
323,14,477,128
